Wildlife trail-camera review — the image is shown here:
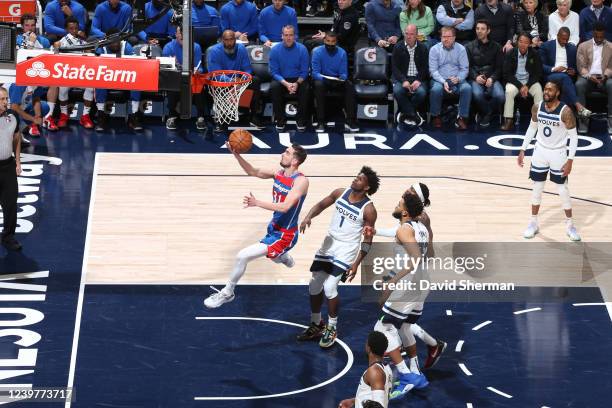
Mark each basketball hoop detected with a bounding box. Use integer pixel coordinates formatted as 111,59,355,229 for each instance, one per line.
194,70,252,125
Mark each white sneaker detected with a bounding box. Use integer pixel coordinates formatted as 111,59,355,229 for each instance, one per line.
523,220,539,239
566,225,581,242
204,286,235,309
283,254,295,268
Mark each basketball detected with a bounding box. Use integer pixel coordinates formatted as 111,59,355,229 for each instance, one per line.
228,129,253,154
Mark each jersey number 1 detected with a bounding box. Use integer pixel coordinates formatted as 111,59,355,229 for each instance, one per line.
339,216,345,228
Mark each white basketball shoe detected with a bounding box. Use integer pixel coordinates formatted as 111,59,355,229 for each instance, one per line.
523,220,539,239
204,286,235,309
566,225,581,242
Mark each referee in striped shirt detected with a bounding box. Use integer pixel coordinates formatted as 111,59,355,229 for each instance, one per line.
0,87,23,251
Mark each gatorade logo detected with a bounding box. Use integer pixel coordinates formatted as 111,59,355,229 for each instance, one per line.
8,4,21,16
250,47,264,61
364,104,378,118
285,103,297,115
364,48,377,63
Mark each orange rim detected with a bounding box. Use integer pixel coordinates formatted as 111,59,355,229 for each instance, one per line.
200,70,252,87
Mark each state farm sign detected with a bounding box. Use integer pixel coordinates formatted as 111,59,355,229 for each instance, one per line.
16,54,160,91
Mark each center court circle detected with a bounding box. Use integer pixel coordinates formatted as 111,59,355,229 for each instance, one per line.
193,316,354,400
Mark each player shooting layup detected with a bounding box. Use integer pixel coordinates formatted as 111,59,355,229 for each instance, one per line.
204,143,309,308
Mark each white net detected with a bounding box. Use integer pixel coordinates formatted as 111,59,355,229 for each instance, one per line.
207,71,252,125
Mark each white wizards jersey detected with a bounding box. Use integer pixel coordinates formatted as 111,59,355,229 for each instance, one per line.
329,188,372,242
536,101,570,150
354,362,393,408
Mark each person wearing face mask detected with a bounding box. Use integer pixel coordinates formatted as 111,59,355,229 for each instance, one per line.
139,0,176,45
17,14,50,50
220,0,259,43
43,0,87,42
94,29,145,132
311,32,359,132
576,23,612,135
91,0,133,39
162,26,207,131
579,0,612,42
207,30,263,131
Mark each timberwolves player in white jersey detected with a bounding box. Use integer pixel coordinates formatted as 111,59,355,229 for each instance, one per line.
338,331,392,408
298,167,379,348
367,182,446,370
373,192,431,400
517,81,580,241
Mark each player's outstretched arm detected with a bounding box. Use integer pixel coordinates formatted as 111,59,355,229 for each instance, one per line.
518,104,539,167
561,107,577,176
244,176,309,213
299,188,345,233
225,141,275,179
347,204,377,282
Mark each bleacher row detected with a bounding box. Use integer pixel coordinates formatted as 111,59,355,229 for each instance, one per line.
6,0,612,133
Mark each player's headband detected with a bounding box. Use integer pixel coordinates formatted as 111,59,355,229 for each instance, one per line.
412,183,425,204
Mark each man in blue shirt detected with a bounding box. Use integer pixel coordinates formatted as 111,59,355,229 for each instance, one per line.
311,32,359,132
220,0,258,43
140,0,176,45
43,0,87,42
91,0,133,39
428,26,471,130
269,25,310,131
94,29,145,132
192,0,221,30
207,30,263,130
365,0,402,52
17,14,50,50
162,26,207,131
9,84,49,137
579,0,612,42
259,0,299,47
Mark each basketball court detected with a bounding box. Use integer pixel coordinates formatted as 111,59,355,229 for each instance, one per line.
1,122,611,407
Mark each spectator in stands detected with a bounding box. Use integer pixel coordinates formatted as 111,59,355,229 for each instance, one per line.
428,26,471,129
311,32,359,132
579,0,612,42
94,29,144,133
259,0,299,46
501,32,543,130
269,25,310,131
220,0,259,43
540,27,591,117
140,0,176,44
17,14,50,49
207,30,264,131
162,26,207,131
91,0,133,39
515,0,548,48
365,0,403,52
576,23,612,134
548,0,579,45
43,0,87,42
48,17,95,130
192,0,221,30
400,0,435,48
9,85,49,137
304,0,360,55
306,0,326,17
466,19,504,127
392,24,429,126
474,0,515,53
435,0,475,44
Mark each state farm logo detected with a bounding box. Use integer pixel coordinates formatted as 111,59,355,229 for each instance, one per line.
24,61,137,83
364,48,377,63
25,61,50,78
364,104,378,118
250,47,264,61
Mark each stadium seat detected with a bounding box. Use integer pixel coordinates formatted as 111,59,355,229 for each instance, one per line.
246,44,272,97
353,46,391,122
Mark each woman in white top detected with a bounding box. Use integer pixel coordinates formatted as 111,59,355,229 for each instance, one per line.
548,0,580,45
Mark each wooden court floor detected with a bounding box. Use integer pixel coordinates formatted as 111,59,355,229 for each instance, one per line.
84,153,612,292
